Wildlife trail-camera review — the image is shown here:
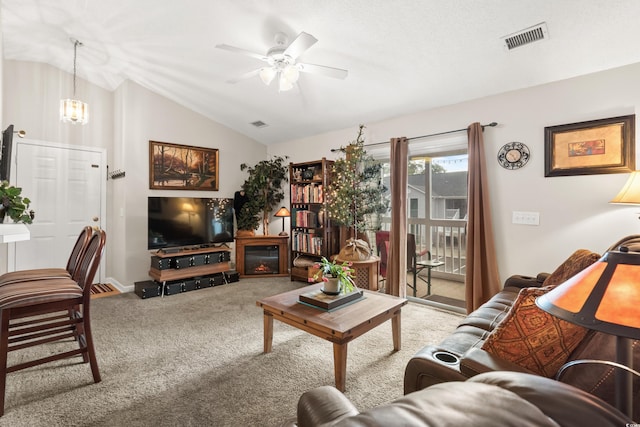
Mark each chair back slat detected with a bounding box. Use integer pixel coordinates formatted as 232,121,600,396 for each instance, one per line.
65,226,93,276
72,229,107,293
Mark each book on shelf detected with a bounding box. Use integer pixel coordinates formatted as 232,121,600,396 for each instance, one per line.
292,231,323,255
295,209,318,228
298,288,364,311
291,184,324,203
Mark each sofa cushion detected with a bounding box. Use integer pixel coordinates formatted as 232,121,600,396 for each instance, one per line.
542,249,601,288
481,286,589,377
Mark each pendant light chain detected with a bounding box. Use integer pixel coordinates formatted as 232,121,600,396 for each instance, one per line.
72,39,82,97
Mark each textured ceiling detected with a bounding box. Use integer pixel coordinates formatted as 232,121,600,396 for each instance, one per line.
3,0,640,145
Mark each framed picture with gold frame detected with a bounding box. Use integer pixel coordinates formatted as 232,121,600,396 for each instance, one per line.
544,115,635,177
149,140,219,190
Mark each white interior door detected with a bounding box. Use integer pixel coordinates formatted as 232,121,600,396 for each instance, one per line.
10,140,106,282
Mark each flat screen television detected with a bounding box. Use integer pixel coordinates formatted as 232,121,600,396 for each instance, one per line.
0,125,13,182
148,197,234,250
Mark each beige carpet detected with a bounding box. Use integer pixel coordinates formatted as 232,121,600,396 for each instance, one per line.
1,277,463,427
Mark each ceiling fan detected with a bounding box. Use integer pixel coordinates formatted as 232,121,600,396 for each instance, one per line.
216,32,348,91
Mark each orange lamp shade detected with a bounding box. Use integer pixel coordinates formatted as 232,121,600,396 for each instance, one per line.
536,250,640,339
274,207,290,218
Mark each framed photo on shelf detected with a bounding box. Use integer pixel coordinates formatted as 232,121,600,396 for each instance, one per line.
544,115,635,177
149,140,219,190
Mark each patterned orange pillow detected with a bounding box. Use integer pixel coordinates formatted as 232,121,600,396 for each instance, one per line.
542,249,601,289
481,286,589,377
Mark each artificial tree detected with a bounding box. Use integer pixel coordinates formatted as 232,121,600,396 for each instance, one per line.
326,125,387,243
237,155,289,235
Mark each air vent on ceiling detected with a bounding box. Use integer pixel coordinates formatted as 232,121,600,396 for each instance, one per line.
502,22,548,50
250,120,268,128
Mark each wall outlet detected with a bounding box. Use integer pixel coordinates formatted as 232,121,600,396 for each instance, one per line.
512,211,540,226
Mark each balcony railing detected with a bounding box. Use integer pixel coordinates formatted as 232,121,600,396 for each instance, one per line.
371,218,466,282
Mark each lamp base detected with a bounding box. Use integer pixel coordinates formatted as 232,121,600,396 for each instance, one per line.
278,231,288,236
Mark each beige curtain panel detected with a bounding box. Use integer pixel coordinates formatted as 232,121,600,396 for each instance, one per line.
386,137,409,297
465,122,501,312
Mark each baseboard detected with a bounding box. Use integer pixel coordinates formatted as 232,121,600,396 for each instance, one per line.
106,276,133,293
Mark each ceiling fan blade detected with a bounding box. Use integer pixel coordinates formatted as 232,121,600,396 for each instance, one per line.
216,44,268,62
284,32,317,59
298,63,348,79
227,68,262,84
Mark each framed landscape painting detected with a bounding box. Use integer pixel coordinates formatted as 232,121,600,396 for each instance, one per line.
149,141,219,190
544,115,635,177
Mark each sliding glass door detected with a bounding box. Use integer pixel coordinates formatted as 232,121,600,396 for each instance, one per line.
372,143,467,310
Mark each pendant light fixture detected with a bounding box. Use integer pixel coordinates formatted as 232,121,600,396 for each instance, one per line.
60,39,88,125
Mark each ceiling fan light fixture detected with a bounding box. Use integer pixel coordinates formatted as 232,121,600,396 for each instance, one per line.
278,74,294,92
259,67,276,85
282,64,300,83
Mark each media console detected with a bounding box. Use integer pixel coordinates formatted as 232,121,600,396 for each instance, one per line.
137,245,237,299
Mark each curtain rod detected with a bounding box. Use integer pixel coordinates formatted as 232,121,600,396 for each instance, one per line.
330,121,498,152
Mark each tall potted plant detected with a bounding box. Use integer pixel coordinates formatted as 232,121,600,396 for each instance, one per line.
326,125,387,244
237,155,289,235
0,180,35,224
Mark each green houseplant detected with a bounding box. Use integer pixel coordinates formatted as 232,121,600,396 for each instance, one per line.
309,256,356,294
0,180,34,224
238,155,289,235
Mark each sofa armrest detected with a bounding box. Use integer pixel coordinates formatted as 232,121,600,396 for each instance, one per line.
504,273,548,289
295,385,359,427
404,345,468,394
460,347,536,377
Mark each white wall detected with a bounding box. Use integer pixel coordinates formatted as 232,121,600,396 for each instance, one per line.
2,60,114,275
268,63,640,283
113,80,266,285
2,60,267,286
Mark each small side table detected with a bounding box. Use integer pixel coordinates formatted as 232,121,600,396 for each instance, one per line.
413,258,445,297
335,255,380,291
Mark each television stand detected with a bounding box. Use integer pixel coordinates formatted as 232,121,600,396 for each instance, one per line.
148,246,233,297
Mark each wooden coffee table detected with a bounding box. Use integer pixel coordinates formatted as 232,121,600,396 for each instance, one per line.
256,283,407,391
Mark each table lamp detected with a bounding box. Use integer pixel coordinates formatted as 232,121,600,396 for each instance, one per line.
274,207,290,236
536,249,640,417
610,171,640,206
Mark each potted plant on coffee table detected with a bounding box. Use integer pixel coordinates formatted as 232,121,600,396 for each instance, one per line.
309,257,356,295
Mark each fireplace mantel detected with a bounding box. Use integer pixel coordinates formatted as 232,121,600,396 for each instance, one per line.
235,235,289,278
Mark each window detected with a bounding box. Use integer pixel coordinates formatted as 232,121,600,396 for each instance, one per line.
409,198,418,218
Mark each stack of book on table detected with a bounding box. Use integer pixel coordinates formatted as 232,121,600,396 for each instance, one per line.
299,288,364,311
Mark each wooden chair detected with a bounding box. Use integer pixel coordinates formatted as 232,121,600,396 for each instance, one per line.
0,226,93,286
376,231,443,296
0,228,106,416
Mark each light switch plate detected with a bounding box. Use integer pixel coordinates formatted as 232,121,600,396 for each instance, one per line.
512,211,540,225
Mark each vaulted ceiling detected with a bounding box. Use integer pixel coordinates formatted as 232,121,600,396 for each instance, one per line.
3,0,640,145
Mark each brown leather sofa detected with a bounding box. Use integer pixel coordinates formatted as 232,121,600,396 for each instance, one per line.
286,371,632,426
404,248,640,420
404,273,547,391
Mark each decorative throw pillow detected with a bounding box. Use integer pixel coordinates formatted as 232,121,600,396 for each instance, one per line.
481,286,589,377
542,249,601,289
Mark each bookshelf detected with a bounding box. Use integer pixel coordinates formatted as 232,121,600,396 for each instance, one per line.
289,158,339,282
